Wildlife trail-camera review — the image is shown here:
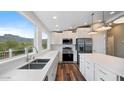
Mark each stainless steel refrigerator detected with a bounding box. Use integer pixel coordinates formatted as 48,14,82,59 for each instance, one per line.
76,38,92,65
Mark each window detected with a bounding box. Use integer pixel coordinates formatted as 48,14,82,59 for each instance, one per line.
42,31,48,49
0,11,35,60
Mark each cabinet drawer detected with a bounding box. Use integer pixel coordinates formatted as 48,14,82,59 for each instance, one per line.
95,65,117,81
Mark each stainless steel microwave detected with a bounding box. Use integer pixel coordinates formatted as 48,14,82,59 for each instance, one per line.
63,39,72,44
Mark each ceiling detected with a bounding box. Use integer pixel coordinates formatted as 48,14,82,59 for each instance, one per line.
34,11,121,31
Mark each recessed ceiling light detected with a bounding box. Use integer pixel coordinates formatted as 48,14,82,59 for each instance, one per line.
84,22,88,25
56,29,59,31
98,20,102,22
53,16,57,19
110,11,115,15
56,25,59,27
69,27,73,29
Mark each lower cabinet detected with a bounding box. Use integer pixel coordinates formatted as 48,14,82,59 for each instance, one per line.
79,55,85,76
95,65,117,81
85,61,94,81
47,54,59,81
80,56,94,81
79,55,117,81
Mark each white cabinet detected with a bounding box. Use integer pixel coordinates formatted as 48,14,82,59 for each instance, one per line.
95,65,117,81
73,51,77,62
51,32,62,44
79,55,85,76
72,32,76,44
76,28,91,38
48,54,59,81
85,61,94,81
79,55,94,81
79,54,117,81
62,31,72,39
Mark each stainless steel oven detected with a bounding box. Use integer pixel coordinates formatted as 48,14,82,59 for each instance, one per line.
62,47,73,61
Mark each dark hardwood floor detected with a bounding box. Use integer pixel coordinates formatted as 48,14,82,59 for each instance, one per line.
55,63,86,81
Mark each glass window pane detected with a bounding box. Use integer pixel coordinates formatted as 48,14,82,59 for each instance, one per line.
0,11,35,60
42,32,48,49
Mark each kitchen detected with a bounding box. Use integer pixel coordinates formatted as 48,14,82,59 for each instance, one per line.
0,11,124,81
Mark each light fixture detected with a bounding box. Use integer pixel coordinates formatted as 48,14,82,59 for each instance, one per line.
113,16,124,24
56,29,59,31
53,16,57,19
69,27,73,29
56,25,59,27
96,11,112,31
98,20,102,22
84,22,88,25
110,11,115,15
88,13,97,35
109,23,112,26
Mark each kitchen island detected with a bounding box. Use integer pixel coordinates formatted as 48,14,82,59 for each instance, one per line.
79,53,124,81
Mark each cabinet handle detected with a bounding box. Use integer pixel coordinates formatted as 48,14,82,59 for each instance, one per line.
99,69,107,75
100,78,105,81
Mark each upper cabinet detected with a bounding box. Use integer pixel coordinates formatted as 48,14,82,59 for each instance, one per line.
50,27,92,45
76,28,91,38
51,32,62,44
62,31,72,39
72,32,76,44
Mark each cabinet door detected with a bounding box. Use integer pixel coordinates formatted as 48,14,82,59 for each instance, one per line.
51,32,62,44
76,28,91,38
73,51,77,62
95,65,117,81
85,61,94,81
63,31,72,39
48,54,59,81
79,55,85,76
72,32,76,44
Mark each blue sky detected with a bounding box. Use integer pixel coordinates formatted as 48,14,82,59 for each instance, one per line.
0,11,35,38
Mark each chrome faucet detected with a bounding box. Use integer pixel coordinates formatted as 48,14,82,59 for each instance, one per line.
26,48,30,62
32,47,38,59
33,47,38,54
26,47,38,62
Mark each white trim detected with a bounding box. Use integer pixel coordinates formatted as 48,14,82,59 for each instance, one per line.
106,12,124,23
18,11,36,25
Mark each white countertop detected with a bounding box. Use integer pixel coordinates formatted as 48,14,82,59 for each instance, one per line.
0,50,59,81
79,53,124,77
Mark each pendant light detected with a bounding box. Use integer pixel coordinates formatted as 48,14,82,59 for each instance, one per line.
88,13,97,35
96,11,112,31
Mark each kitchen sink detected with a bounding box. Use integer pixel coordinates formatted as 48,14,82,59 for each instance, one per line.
19,59,50,69
31,59,50,63
19,64,46,69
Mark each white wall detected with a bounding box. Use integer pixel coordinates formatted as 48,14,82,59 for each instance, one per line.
92,31,106,54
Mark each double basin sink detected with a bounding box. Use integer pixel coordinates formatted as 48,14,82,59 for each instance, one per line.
19,59,50,70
